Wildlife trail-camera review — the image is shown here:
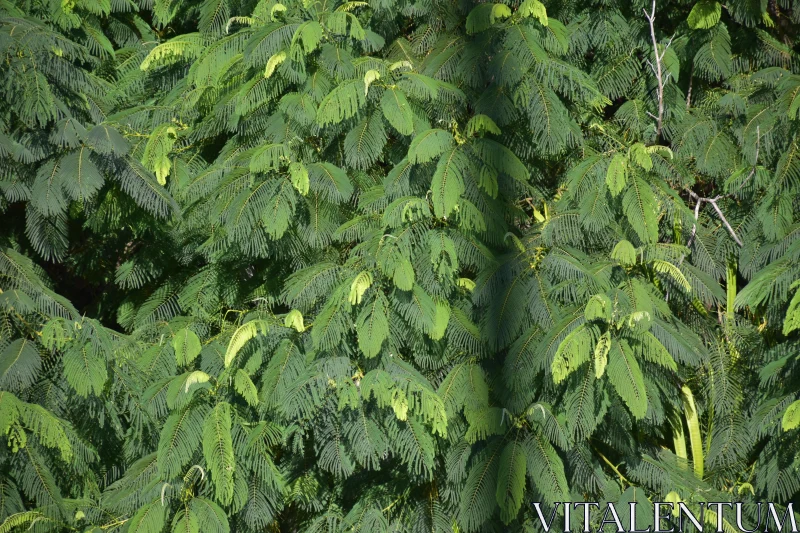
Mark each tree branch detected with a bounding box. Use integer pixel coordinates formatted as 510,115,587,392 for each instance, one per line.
676,195,703,276
685,196,703,251
708,198,744,247
676,129,759,258
644,0,669,138
684,191,743,249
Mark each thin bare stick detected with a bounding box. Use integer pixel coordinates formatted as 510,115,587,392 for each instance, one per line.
677,128,760,253
676,196,703,273
708,199,744,247
685,197,703,251
683,191,743,249
643,0,673,138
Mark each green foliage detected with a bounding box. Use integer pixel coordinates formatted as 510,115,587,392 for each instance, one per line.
688,1,722,30
203,402,234,505
1,0,800,531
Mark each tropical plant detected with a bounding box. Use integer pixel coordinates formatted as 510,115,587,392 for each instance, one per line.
1,0,799,531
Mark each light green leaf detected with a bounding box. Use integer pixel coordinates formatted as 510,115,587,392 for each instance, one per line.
594,331,610,378
584,294,612,322
182,370,210,394
141,124,178,186
364,69,380,96
782,400,800,431
466,3,511,33
290,21,323,59
651,259,691,293
250,143,289,172
661,46,680,82
629,142,653,171
356,291,389,357
349,271,373,305
317,80,366,126
393,259,415,291
381,88,414,136
782,281,800,335
466,115,501,136
790,91,800,120
264,50,287,78
429,300,451,341
552,323,591,384
519,0,548,25
234,369,259,406
431,147,468,218
203,402,235,505
284,309,305,332
607,340,648,419
308,162,354,201
173,328,202,366
270,3,286,20
458,278,476,291
611,240,637,266
289,162,309,195
491,4,512,23
224,320,270,367
639,333,677,371
622,177,659,244
606,154,627,196
688,0,721,29
166,371,211,410
140,33,204,70
665,492,682,515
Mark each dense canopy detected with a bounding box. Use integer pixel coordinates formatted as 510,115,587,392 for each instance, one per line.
1,0,799,531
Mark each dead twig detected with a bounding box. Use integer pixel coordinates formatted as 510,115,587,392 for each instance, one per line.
679,126,760,255
643,0,674,138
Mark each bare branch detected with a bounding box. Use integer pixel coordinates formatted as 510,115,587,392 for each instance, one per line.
708,199,743,247
645,0,665,138
643,0,656,22
679,197,703,260
686,65,694,110
675,196,703,278
686,198,702,250
662,34,675,52
678,185,743,278
682,190,743,251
